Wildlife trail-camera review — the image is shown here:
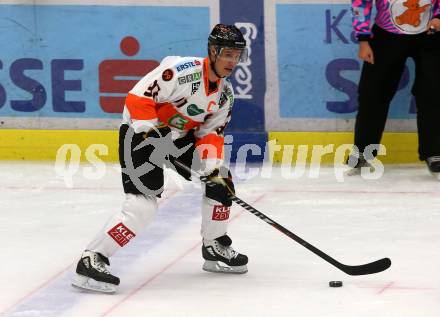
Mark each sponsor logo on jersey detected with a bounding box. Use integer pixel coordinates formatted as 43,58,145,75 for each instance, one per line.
224,84,234,104
390,0,431,33
191,81,201,95
219,92,227,108
107,222,136,247
167,113,189,130
144,80,161,99
176,60,201,72
186,103,204,116
218,85,234,108
162,69,174,81
178,71,202,84
212,205,230,221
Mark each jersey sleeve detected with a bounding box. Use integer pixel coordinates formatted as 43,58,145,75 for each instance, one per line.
351,0,374,41
194,82,234,168
125,56,181,133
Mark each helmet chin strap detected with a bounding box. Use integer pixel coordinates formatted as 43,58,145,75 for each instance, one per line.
209,55,226,79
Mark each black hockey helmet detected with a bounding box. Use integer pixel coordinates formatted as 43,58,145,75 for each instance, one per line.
209,24,246,49
208,24,248,63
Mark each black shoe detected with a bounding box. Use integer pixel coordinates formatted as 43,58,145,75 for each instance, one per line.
426,156,440,180
202,235,248,274
346,153,373,176
72,250,120,293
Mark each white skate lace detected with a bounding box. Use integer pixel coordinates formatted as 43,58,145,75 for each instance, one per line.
228,248,239,259
215,241,239,259
93,254,110,274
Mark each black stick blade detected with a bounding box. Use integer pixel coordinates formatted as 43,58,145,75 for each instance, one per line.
342,258,392,276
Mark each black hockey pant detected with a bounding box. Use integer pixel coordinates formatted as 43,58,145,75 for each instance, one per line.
118,124,196,197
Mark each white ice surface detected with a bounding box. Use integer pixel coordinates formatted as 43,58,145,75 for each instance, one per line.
0,162,439,317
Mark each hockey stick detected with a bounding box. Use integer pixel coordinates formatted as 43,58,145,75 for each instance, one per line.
171,159,392,276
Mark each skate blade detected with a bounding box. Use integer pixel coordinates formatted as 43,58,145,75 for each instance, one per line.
71,274,117,294
203,260,248,274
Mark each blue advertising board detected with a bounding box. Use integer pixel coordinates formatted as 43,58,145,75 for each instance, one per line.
0,1,417,135
220,0,266,132
0,4,210,118
276,3,416,120
220,0,267,161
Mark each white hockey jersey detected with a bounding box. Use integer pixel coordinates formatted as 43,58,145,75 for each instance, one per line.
122,56,234,162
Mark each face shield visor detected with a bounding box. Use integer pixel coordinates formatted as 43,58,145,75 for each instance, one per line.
215,46,248,63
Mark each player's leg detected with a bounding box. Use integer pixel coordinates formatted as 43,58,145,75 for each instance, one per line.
200,168,248,274
72,193,159,293
349,25,410,173
172,132,248,273
72,124,165,293
412,33,440,179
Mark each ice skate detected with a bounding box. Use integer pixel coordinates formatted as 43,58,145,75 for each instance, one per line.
72,250,120,294
426,156,440,180
202,235,248,274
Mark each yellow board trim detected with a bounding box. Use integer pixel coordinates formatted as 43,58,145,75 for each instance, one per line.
0,129,419,163
0,129,119,161
268,132,419,164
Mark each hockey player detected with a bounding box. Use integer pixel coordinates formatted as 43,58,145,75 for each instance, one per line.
348,0,440,179
72,24,249,293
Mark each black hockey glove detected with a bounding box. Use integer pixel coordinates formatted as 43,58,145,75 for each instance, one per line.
203,168,235,207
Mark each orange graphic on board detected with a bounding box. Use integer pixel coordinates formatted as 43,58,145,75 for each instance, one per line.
395,0,430,27
99,36,159,113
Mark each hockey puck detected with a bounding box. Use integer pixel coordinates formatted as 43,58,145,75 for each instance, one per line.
329,281,343,287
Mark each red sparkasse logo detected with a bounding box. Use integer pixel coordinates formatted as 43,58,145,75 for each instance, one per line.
212,205,230,221
107,223,136,247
